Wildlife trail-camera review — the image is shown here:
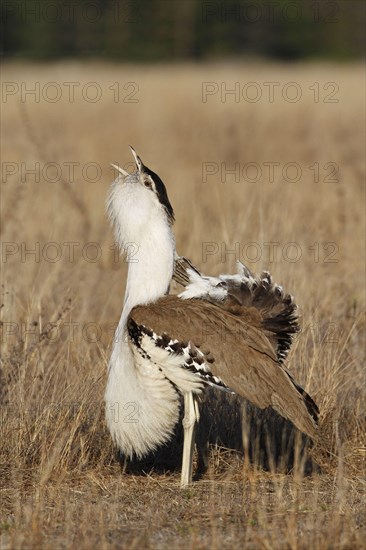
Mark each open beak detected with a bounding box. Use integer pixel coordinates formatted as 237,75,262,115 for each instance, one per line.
110,163,129,177
129,145,144,172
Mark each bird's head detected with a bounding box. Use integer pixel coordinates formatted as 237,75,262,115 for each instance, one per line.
108,147,175,251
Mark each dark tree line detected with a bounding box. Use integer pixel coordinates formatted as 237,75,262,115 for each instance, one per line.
1,0,365,60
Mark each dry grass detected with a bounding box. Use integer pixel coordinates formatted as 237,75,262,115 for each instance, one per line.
1,61,365,549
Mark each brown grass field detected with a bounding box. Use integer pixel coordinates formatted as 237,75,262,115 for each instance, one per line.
1,61,365,549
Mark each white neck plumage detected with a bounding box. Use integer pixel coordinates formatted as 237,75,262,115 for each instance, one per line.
106,171,176,331
119,218,175,330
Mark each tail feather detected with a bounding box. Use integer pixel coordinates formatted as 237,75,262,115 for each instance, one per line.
226,266,299,363
173,255,200,286
286,370,319,424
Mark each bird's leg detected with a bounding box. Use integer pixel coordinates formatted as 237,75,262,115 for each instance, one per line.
181,392,198,487
193,396,200,424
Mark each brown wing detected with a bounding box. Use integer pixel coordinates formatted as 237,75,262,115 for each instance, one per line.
130,295,318,439
174,256,299,363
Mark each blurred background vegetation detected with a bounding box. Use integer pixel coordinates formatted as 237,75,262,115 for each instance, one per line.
2,0,365,61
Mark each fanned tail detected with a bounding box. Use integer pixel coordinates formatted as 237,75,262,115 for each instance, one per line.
229,263,299,363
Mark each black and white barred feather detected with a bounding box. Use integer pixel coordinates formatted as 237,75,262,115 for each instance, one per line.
128,317,232,393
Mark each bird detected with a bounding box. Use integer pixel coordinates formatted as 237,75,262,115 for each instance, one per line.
105,147,319,487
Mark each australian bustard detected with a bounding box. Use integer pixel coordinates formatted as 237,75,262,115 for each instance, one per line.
105,147,319,487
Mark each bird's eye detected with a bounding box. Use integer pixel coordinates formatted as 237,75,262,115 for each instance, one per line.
143,179,153,189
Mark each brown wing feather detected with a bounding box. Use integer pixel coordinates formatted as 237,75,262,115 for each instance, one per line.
130,295,317,439
173,256,299,363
